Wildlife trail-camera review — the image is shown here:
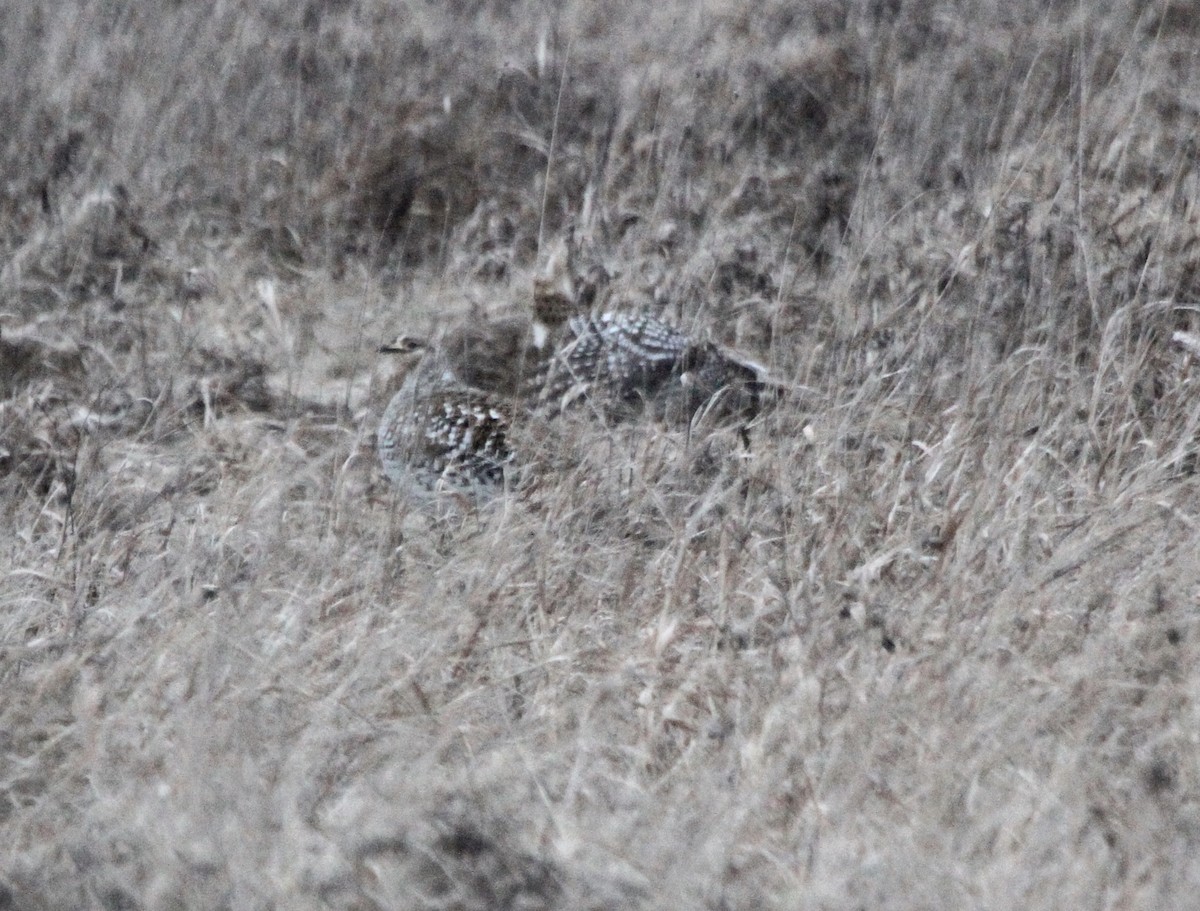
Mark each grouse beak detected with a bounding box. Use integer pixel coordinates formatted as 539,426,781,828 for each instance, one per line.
379,334,428,355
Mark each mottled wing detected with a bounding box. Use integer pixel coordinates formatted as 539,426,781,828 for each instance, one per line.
533,318,602,412
536,312,688,414
418,392,512,489
591,312,687,364
378,387,513,494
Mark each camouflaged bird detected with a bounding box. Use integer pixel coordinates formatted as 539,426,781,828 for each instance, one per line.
377,334,515,497
533,310,778,423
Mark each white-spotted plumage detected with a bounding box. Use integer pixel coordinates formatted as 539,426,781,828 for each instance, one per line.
535,310,776,422
536,312,687,413
377,335,514,497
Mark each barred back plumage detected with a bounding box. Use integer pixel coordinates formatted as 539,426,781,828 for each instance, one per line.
377,335,514,497
535,312,686,413
533,310,776,422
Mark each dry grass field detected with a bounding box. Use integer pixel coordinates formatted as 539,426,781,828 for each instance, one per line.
3,1,1200,908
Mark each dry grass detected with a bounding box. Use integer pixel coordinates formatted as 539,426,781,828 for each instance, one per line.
4,0,1200,908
